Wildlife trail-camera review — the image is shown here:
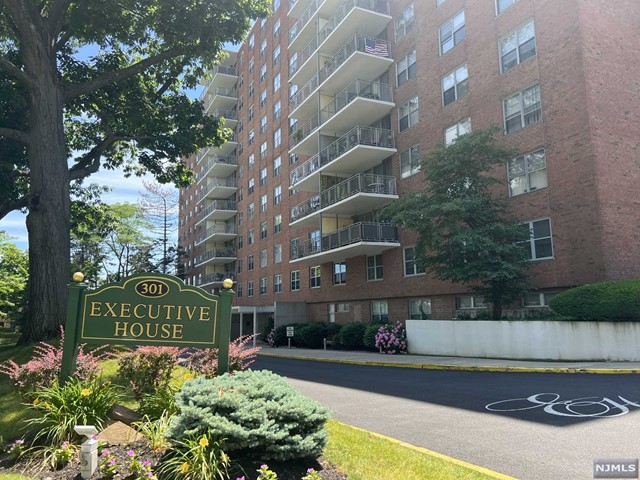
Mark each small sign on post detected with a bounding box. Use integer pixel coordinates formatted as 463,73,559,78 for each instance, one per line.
286,326,294,348
61,272,234,384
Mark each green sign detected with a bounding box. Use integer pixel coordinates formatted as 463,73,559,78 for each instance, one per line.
61,272,234,383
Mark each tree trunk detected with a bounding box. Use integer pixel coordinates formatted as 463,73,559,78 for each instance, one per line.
19,35,70,344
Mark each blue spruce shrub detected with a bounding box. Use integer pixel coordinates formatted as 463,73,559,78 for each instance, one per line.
166,370,330,461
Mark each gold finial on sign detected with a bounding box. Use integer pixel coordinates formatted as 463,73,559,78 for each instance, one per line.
72,272,85,283
222,278,233,289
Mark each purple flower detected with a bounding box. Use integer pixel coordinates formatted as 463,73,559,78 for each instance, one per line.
101,449,110,457
14,439,24,445
127,449,135,456
108,458,117,466
142,460,151,467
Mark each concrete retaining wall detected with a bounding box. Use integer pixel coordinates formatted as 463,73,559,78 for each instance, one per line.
406,320,640,361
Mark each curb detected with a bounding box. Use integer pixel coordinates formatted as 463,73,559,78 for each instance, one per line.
257,352,640,374
331,420,517,480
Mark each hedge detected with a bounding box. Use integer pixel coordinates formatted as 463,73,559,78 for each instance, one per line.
549,280,640,321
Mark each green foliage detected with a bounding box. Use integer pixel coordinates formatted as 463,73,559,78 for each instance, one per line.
157,433,230,480
549,280,640,321
383,126,529,319
272,323,305,347
40,440,77,470
295,323,330,349
0,232,28,324
339,323,367,350
363,323,386,350
138,386,179,420
25,377,121,444
117,346,186,400
134,412,173,451
167,370,330,461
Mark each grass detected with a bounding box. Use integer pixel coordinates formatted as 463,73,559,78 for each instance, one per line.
0,340,507,480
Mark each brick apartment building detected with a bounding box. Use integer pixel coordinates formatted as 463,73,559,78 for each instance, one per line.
178,0,640,335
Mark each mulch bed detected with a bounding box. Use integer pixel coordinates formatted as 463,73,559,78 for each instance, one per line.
0,440,348,480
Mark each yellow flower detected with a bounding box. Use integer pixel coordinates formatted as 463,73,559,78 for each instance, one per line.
43,402,51,410
183,373,193,381
199,436,209,448
80,389,92,397
33,398,40,406
180,462,189,473
221,452,229,464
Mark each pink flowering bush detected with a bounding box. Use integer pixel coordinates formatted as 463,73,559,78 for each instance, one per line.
187,335,260,378
374,321,408,354
0,327,111,392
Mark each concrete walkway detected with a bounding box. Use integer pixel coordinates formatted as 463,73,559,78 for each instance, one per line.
258,347,640,373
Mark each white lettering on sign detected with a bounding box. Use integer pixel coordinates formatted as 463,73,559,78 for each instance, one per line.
485,393,640,418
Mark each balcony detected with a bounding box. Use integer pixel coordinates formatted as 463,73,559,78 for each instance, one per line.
201,65,238,94
290,173,397,226
195,248,237,267
290,126,395,192
203,87,237,115
290,79,393,155
290,222,399,264
210,108,238,128
196,272,237,289
195,200,238,225
195,132,237,159
196,154,237,183
194,224,238,246
195,177,237,204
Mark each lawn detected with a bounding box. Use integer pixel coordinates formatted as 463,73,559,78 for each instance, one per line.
0,339,508,480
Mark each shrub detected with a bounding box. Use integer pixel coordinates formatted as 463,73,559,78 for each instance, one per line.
272,323,305,347
339,323,367,350
363,323,385,350
260,317,275,342
167,370,330,461
295,323,328,349
25,377,121,444
117,346,188,400
549,280,640,321
134,412,172,451
138,386,179,420
375,322,408,354
325,323,342,340
0,328,111,392
187,335,260,378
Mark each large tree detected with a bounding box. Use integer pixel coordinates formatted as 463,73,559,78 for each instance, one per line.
384,127,530,319
0,0,269,342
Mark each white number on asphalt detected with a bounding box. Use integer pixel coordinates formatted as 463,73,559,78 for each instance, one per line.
485,393,640,417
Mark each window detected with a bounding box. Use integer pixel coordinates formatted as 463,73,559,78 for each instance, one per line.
248,178,254,194
274,244,282,263
238,94,244,110
237,258,243,273
273,17,281,37
260,89,267,107
523,292,556,307
273,156,281,176
508,149,547,196
309,230,320,253
248,228,254,245
291,270,300,291
404,247,425,275
273,214,282,233
237,234,244,249
394,3,414,42
457,296,485,309
238,118,244,133
260,277,267,295
442,64,468,106
367,254,383,280
409,299,432,320
290,237,300,259
237,211,244,226
237,283,243,298
504,84,541,134
260,39,267,57
247,280,254,297
520,218,553,260
290,153,298,165
248,129,255,145
260,221,267,239
273,100,281,120
371,300,389,322
500,20,536,73
399,96,419,132
248,58,254,74
273,0,280,11
248,104,254,120
248,254,254,271
440,10,465,55
238,74,244,90
333,262,347,285
260,249,267,268
261,18,267,30
273,185,282,205
238,141,244,155
260,141,268,160
497,0,520,14
274,274,282,293
310,266,321,288
273,128,281,148
260,167,267,186
273,73,281,92
396,49,417,86
445,118,471,145
272,45,281,66
260,194,267,212
248,202,255,220
248,34,254,49
400,145,420,178
259,64,267,83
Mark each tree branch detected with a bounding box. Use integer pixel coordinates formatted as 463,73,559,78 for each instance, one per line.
68,134,118,181
0,195,28,221
0,127,29,144
47,0,71,38
64,47,188,101
0,56,37,90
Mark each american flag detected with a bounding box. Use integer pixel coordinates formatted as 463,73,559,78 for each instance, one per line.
364,37,389,57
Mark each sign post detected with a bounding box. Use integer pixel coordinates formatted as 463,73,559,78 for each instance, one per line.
61,272,234,384
286,326,294,349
